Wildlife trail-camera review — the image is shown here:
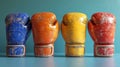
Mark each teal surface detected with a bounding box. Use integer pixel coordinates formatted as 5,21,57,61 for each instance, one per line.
0,53,120,67
0,0,120,54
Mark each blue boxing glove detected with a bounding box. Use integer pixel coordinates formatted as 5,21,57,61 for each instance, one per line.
5,13,31,57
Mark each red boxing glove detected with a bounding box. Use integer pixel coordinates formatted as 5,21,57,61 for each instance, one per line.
31,12,59,57
88,12,116,57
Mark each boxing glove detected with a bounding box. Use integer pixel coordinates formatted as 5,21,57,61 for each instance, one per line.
5,13,31,57
61,12,87,56
88,12,116,57
31,12,59,57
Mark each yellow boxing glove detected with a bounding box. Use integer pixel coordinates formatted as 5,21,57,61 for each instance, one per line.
61,12,87,56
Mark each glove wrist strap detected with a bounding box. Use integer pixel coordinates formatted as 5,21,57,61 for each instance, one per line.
66,43,85,57
34,44,54,57
94,44,114,57
6,45,25,57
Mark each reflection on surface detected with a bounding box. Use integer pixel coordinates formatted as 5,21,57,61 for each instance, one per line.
65,57,85,67
4,58,25,67
0,54,118,67
35,57,55,67
93,57,115,67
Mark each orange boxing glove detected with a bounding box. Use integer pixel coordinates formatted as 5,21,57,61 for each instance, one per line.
31,12,59,57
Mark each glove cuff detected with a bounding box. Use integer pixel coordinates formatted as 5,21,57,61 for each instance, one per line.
94,44,114,57
66,43,85,57
34,44,54,57
6,45,25,57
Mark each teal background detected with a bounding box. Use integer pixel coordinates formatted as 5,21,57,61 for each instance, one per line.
0,0,120,54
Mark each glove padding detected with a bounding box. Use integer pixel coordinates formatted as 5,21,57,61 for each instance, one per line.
88,12,116,56
5,13,31,56
31,12,59,57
